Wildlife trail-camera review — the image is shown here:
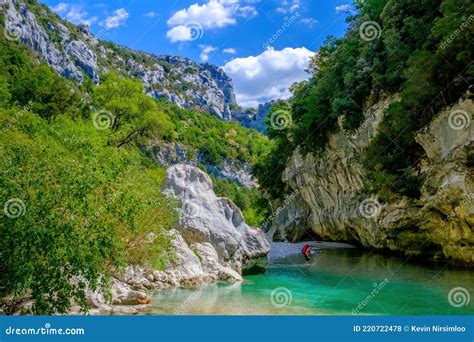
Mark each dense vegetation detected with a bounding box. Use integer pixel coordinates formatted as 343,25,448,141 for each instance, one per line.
255,0,473,200
212,177,270,227
0,25,270,313
157,100,270,167
0,35,179,314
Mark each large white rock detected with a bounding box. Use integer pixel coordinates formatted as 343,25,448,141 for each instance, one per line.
163,164,270,274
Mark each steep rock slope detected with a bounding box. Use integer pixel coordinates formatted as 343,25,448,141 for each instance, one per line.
74,164,269,315
0,0,237,120
272,97,473,265
162,164,269,275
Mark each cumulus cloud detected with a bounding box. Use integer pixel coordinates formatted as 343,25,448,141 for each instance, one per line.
102,8,129,29
166,0,258,42
224,47,314,107
51,3,98,26
199,45,217,62
276,0,301,14
223,48,237,54
52,2,68,13
335,4,351,13
145,11,158,18
301,17,318,27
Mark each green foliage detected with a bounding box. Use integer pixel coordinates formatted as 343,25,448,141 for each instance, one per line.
0,111,176,314
212,177,270,227
0,39,177,314
256,0,473,199
92,72,173,147
158,100,271,167
0,31,272,314
10,65,82,120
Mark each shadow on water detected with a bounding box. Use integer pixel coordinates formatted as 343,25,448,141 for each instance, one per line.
147,244,474,315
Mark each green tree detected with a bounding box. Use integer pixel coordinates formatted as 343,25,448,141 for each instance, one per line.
92,72,173,147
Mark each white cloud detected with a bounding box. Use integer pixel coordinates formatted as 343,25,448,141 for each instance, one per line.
102,8,129,29
301,17,318,27
276,0,301,14
145,11,158,18
166,23,204,43
199,44,217,62
52,2,68,14
238,5,258,18
166,0,258,42
51,3,98,26
223,48,237,54
224,47,314,107
335,4,351,13
168,1,236,29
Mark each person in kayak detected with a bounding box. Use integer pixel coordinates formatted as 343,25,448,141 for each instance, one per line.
301,244,312,264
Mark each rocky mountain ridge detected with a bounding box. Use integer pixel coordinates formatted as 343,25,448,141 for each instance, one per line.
1,0,239,121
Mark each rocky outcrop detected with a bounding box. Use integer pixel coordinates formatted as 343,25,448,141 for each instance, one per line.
162,164,270,275
274,96,473,265
73,164,269,315
149,141,256,187
232,101,275,133
1,0,237,121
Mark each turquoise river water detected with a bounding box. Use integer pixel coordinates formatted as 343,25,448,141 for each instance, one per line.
147,243,474,315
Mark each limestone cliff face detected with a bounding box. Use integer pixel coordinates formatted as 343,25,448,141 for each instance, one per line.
1,0,237,120
274,97,473,265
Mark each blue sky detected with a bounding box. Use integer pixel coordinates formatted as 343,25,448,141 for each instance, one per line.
43,0,354,107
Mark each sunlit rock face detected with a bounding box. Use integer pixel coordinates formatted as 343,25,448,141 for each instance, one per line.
162,164,269,278
275,96,473,265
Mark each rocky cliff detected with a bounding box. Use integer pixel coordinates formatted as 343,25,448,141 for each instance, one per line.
148,141,255,187
76,164,269,315
0,0,237,120
271,96,473,265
